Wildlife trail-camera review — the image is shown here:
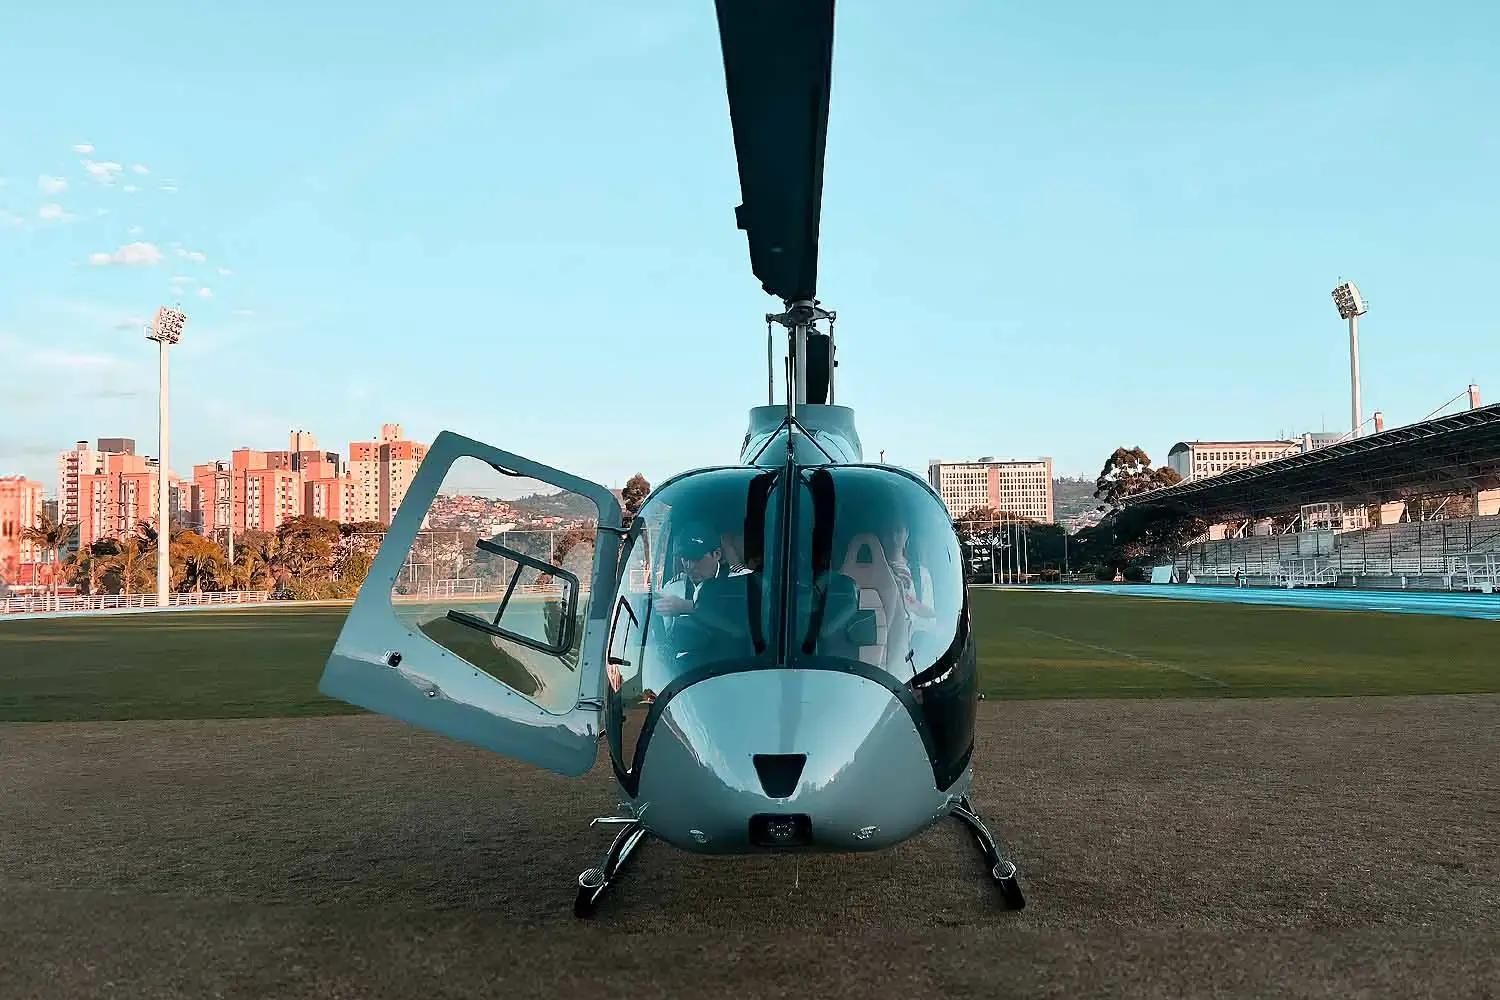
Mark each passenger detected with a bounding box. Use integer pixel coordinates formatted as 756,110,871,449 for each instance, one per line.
888,524,936,623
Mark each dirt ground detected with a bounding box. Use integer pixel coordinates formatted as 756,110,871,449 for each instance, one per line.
2,696,1497,999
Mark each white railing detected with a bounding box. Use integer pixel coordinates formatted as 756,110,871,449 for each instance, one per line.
1276,558,1338,588
1,590,274,615
1448,553,1500,592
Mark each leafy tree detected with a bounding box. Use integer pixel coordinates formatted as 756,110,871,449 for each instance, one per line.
172,531,228,593
68,538,119,595
621,474,651,525
20,511,77,606
552,524,597,578
1094,446,1182,508
276,516,341,584
100,531,152,597
1070,505,1208,575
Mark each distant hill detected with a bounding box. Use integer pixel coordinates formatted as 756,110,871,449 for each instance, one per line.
1053,477,1099,521
509,489,596,522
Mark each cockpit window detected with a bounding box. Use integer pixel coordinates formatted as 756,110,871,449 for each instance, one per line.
792,466,965,681
605,467,781,775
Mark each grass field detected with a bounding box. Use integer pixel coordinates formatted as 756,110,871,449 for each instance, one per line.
2,590,1498,722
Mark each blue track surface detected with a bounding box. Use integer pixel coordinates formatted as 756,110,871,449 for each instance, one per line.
1034,583,1500,621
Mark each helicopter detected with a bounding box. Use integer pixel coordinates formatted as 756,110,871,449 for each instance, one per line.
318,0,1025,918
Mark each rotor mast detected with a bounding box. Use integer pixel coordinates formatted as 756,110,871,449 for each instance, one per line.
767,299,835,411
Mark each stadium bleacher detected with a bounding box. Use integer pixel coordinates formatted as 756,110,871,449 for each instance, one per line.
1176,514,1500,590
1129,402,1500,592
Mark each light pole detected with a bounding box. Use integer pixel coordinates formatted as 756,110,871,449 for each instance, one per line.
1331,281,1367,438
147,306,186,608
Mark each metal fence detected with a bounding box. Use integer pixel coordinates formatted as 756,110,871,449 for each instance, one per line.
1,590,274,615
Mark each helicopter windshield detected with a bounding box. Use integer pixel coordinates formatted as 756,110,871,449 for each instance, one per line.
791,465,966,680
605,462,974,788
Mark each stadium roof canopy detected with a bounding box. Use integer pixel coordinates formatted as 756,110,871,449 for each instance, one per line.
1126,403,1500,521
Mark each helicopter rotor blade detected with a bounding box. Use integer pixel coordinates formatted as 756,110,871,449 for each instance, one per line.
714,0,835,305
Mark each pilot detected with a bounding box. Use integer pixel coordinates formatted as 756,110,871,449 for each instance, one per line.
655,524,745,618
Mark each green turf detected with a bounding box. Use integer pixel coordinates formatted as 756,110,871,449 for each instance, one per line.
0,607,359,722
972,589,1500,700
2,591,1497,722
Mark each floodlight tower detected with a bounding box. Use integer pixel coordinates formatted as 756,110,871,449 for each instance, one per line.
1331,281,1367,438
147,306,187,608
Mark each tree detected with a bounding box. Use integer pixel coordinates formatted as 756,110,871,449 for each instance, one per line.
552,524,597,577
621,474,651,525
276,516,341,587
68,538,118,595
1094,446,1182,508
172,532,228,593
231,530,280,591
100,532,152,598
21,511,77,608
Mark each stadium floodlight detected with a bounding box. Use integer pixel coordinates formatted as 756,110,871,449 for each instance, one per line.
1331,281,1366,321
1331,281,1366,438
147,306,188,608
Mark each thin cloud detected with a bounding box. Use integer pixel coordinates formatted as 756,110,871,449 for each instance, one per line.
72,142,95,154
38,203,74,222
38,174,68,194
1,209,24,228
82,159,124,183
197,287,214,299
127,225,144,236
233,308,255,317
216,266,232,277
132,164,150,175
88,241,163,266
169,274,191,286
112,316,145,331
122,184,139,193
176,248,207,263
160,182,179,194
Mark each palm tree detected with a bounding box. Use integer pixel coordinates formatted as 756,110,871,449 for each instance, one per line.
21,512,77,610
102,533,151,599
180,542,227,594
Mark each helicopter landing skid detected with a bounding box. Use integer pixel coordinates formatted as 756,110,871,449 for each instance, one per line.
950,796,1026,910
574,820,649,918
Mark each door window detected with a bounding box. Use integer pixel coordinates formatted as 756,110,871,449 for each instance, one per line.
388,455,599,714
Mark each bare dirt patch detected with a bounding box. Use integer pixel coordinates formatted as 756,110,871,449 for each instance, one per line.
2,696,1497,998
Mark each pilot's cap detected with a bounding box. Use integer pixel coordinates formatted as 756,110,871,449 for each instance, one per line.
677,524,720,559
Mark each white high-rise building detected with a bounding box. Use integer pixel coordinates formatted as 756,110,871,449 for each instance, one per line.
1166,440,1299,483
927,458,1054,523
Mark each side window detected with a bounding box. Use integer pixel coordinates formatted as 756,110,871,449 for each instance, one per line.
389,456,599,714
606,520,655,772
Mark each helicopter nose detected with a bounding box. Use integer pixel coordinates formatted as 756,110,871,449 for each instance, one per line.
631,668,955,853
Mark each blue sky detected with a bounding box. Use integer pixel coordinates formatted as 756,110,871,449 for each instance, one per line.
3,0,1497,493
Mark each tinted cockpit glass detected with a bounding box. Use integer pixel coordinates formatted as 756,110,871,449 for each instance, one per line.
793,466,965,680
606,468,780,774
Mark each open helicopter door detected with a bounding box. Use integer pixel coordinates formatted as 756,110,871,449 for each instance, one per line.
319,431,622,777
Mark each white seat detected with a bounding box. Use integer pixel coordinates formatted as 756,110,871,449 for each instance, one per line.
838,534,910,674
